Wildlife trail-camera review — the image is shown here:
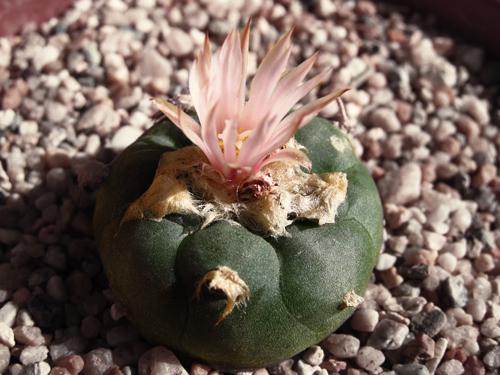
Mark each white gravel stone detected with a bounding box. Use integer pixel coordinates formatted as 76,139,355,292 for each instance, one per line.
376,253,397,271
0,302,18,327
77,103,120,133
296,359,321,375
323,334,360,358
483,346,500,368
436,359,464,375
379,163,422,205
351,308,379,332
82,348,114,375
46,102,69,123
23,361,51,375
480,318,500,338
441,326,479,354
369,107,401,132
460,95,490,124
32,45,60,71
0,322,14,347
423,231,446,251
111,126,143,151
302,345,324,366
138,347,188,375
0,344,9,373
166,28,194,56
137,49,172,93
437,253,457,273
317,0,336,17
356,346,385,373
14,326,45,346
20,345,49,365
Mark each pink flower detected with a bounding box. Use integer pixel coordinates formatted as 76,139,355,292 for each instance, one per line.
155,22,347,185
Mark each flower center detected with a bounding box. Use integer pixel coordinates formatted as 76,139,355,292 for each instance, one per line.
217,131,250,157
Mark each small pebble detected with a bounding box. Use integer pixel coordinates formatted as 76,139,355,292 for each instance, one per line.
0,322,15,347
393,363,429,375
20,345,49,365
368,319,409,350
442,276,468,307
355,346,385,373
0,344,9,373
436,359,464,375
138,347,188,375
302,345,324,366
411,309,447,337
323,334,360,359
351,308,379,332
483,346,500,369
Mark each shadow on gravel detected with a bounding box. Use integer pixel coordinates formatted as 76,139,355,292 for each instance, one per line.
0,144,154,367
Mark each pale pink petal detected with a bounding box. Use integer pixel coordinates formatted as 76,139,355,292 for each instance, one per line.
244,88,349,167
221,119,238,163
239,19,251,107
271,87,350,139
201,105,227,174
240,29,293,130
271,52,318,104
154,98,205,149
237,113,279,165
206,30,244,133
189,35,211,124
271,66,332,124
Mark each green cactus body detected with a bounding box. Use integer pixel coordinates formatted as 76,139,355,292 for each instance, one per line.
93,116,383,369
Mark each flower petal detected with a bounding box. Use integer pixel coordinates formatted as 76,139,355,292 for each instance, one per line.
154,98,205,149
237,113,279,166
189,35,211,124
271,66,332,125
240,28,293,130
245,88,349,166
208,30,244,133
240,19,251,106
221,119,238,163
201,104,227,174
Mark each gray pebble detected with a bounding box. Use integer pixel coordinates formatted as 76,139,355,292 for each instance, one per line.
0,344,9,373
393,363,429,375
368,319,409,350
138,347,188,375
436,359,464,375
356,346,385,373
22,361,51,375
480,318,500,338
483,346,500,368
442,276,468,307
411,309,447,337
351,308,379,332
82,348,114,375
323,334,360,358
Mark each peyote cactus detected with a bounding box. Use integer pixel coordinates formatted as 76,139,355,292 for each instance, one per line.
94,23,383,369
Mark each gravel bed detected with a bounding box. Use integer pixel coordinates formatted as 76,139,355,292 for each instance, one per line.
1,0,499,374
